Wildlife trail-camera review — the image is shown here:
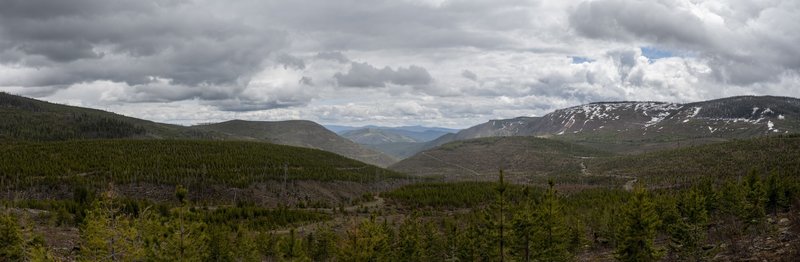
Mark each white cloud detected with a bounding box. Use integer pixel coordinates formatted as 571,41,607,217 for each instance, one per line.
1,0,799,129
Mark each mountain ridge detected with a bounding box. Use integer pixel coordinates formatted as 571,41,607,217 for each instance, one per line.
428,95,799,153
0,93,397,167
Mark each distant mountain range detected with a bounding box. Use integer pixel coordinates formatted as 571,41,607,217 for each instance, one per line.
329,125,460,159
428,96,800,153
0,92,396,167
325,125,459,135
4,92,798,170
391,95,800,177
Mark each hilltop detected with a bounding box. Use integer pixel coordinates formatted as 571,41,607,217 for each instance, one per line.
192,120,397,167
0,92,219,141
432,96,800,153
0,93,396,167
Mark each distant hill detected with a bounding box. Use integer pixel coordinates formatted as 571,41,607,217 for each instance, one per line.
341,128,419,144
192,120,398,167
435,96,800,153
0,92,220,141
332,125,458,142
586,134,800,186
0,93,397,167
390,136,610,177
335,125,459,159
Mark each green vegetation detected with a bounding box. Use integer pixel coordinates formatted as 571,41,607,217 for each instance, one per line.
1,164,799,260
589,134,800,185
0,92,215,141
2,93,800,260
384,181,532,208
0,139,406,190
391,136,611,176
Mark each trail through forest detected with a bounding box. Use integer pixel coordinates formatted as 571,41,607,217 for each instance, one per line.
579,158,637,191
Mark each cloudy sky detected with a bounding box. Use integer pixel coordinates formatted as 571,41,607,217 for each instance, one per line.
1,0,798,128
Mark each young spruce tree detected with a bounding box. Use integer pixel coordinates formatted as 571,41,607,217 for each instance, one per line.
615,186,663,262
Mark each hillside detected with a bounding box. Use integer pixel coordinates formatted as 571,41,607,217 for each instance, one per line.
0,93,397,167
444,96,800,153
341,128,419,144
390,136,610,177
0,139,402,184
0,92,219,141
329,125,458,141
338,126,459,159
192,120,398,167
587,134,800,186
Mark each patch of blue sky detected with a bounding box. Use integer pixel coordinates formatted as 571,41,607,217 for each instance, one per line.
641,46,676,60
571,56,594,64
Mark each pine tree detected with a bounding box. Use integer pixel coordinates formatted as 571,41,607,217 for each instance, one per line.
397,214,424,261
718,180,746,219
307,225,336,261
668,189,709,261
230,225,260,262
530,180,571,261
496,170,509,261
766,171,788,214
27,242,58,262
511,204,534,262
78,189,144,261
0,213,24,260
511,185,533,260
337,217,392,261
614,187,663,262
175,184,188,260
744,172,767,226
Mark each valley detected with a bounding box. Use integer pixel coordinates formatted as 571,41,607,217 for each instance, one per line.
1,93,800,261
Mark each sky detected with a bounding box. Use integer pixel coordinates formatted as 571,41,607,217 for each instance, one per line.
1,0,799,128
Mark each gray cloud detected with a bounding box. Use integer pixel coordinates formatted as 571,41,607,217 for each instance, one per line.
276,54,306,70
0,0,287,98
462,70,478,81
1,0,799,127
569,0,800,86
334,62,433,88
249,0,532,50
314,52,350,63
570,0,711,46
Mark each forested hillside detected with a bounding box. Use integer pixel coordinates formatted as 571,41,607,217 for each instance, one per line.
0,139,403,190
391,136,610,177
193,120,398,167
588,134,800,186
0,92,218,141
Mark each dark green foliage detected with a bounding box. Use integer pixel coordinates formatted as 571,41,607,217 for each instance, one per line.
743,172,767,226
0,140,406,191
384,181,536,208
0,92,218,141
337,217,392,261
306,226,337,261
392,136,612,176
197,206,329,230
590,135,800,185
0,213,24,260
529,181,572,261
615,187,663,262
668,189,710,261
511,181,573,262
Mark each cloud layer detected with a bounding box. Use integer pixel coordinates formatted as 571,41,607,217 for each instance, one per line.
1,0,799,128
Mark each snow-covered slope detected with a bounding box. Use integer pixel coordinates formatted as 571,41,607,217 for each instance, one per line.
449,96,799,143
